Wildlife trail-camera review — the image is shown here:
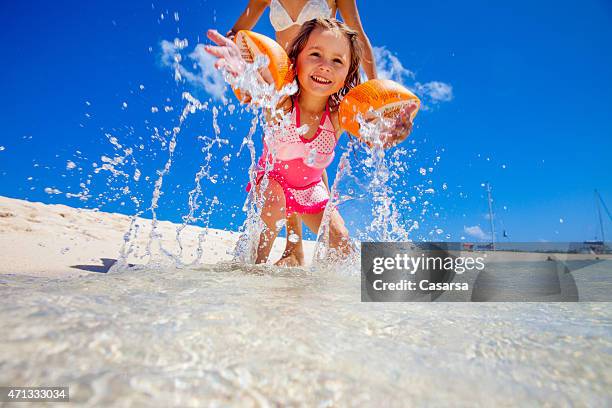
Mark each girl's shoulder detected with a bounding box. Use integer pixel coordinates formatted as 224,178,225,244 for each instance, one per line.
264,96,292,124
279,96,293,115
329,108,343,139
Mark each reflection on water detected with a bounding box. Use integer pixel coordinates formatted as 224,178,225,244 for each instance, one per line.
1,264,611,406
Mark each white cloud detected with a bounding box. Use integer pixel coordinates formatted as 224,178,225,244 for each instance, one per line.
373,46,415,83
414,81,453,103
373,46,453,106
160,40,227,101
463,225,490,241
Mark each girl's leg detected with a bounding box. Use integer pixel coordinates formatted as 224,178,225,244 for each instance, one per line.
275,213,305,267
276,173,332,266
301,208,352,257
255,178,286,264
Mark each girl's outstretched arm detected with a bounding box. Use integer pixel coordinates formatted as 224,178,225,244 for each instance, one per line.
337,0,377,80
382,103,417,148
204,29,248,76
340,103,418,149
225,0,270,39
205,29,290,119
205,29,276,85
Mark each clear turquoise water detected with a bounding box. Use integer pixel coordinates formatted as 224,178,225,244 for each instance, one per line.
1,263,610,406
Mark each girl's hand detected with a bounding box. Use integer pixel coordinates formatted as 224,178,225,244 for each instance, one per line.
204,29,246,76
379,103,418,148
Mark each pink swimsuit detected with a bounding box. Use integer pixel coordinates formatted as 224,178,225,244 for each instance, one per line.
247,98,337,214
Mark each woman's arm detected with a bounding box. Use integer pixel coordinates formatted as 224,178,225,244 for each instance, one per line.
337,0,377,80
226,0,270,38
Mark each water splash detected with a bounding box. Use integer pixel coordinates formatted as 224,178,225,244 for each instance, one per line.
218,55,299,264
169,105,228,265
313,111,417,272
45,36,443,270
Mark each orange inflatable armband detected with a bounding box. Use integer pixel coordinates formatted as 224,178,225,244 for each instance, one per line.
339,79,420,139
232,30,295,102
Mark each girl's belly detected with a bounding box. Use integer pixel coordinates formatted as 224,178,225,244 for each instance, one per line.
265,157,324,188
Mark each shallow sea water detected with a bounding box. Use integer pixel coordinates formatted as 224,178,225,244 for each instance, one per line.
1,264,611,407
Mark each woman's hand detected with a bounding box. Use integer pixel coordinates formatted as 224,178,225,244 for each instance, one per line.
204,29,246,76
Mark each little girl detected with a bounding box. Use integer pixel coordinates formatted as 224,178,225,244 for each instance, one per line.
205,18,413,265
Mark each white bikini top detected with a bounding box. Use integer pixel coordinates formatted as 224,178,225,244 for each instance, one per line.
269,0,332,32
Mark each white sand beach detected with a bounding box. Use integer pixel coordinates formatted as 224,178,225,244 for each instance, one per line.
3,195,607,279
0,195,316,278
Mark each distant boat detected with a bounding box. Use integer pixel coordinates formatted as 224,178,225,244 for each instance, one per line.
485,182,496,250
577,190,611,254
462,243,475,251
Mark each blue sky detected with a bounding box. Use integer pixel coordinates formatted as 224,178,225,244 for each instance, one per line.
0,0,610,242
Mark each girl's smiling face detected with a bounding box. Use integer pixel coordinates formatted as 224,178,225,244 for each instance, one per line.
296,27,351,98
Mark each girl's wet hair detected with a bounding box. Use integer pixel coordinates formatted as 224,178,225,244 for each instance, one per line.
287,18,362,110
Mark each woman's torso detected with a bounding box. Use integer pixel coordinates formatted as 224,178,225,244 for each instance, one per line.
270,0,337,50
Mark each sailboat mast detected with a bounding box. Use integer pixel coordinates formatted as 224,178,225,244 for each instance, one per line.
486,182,496,250
595,189,605,242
